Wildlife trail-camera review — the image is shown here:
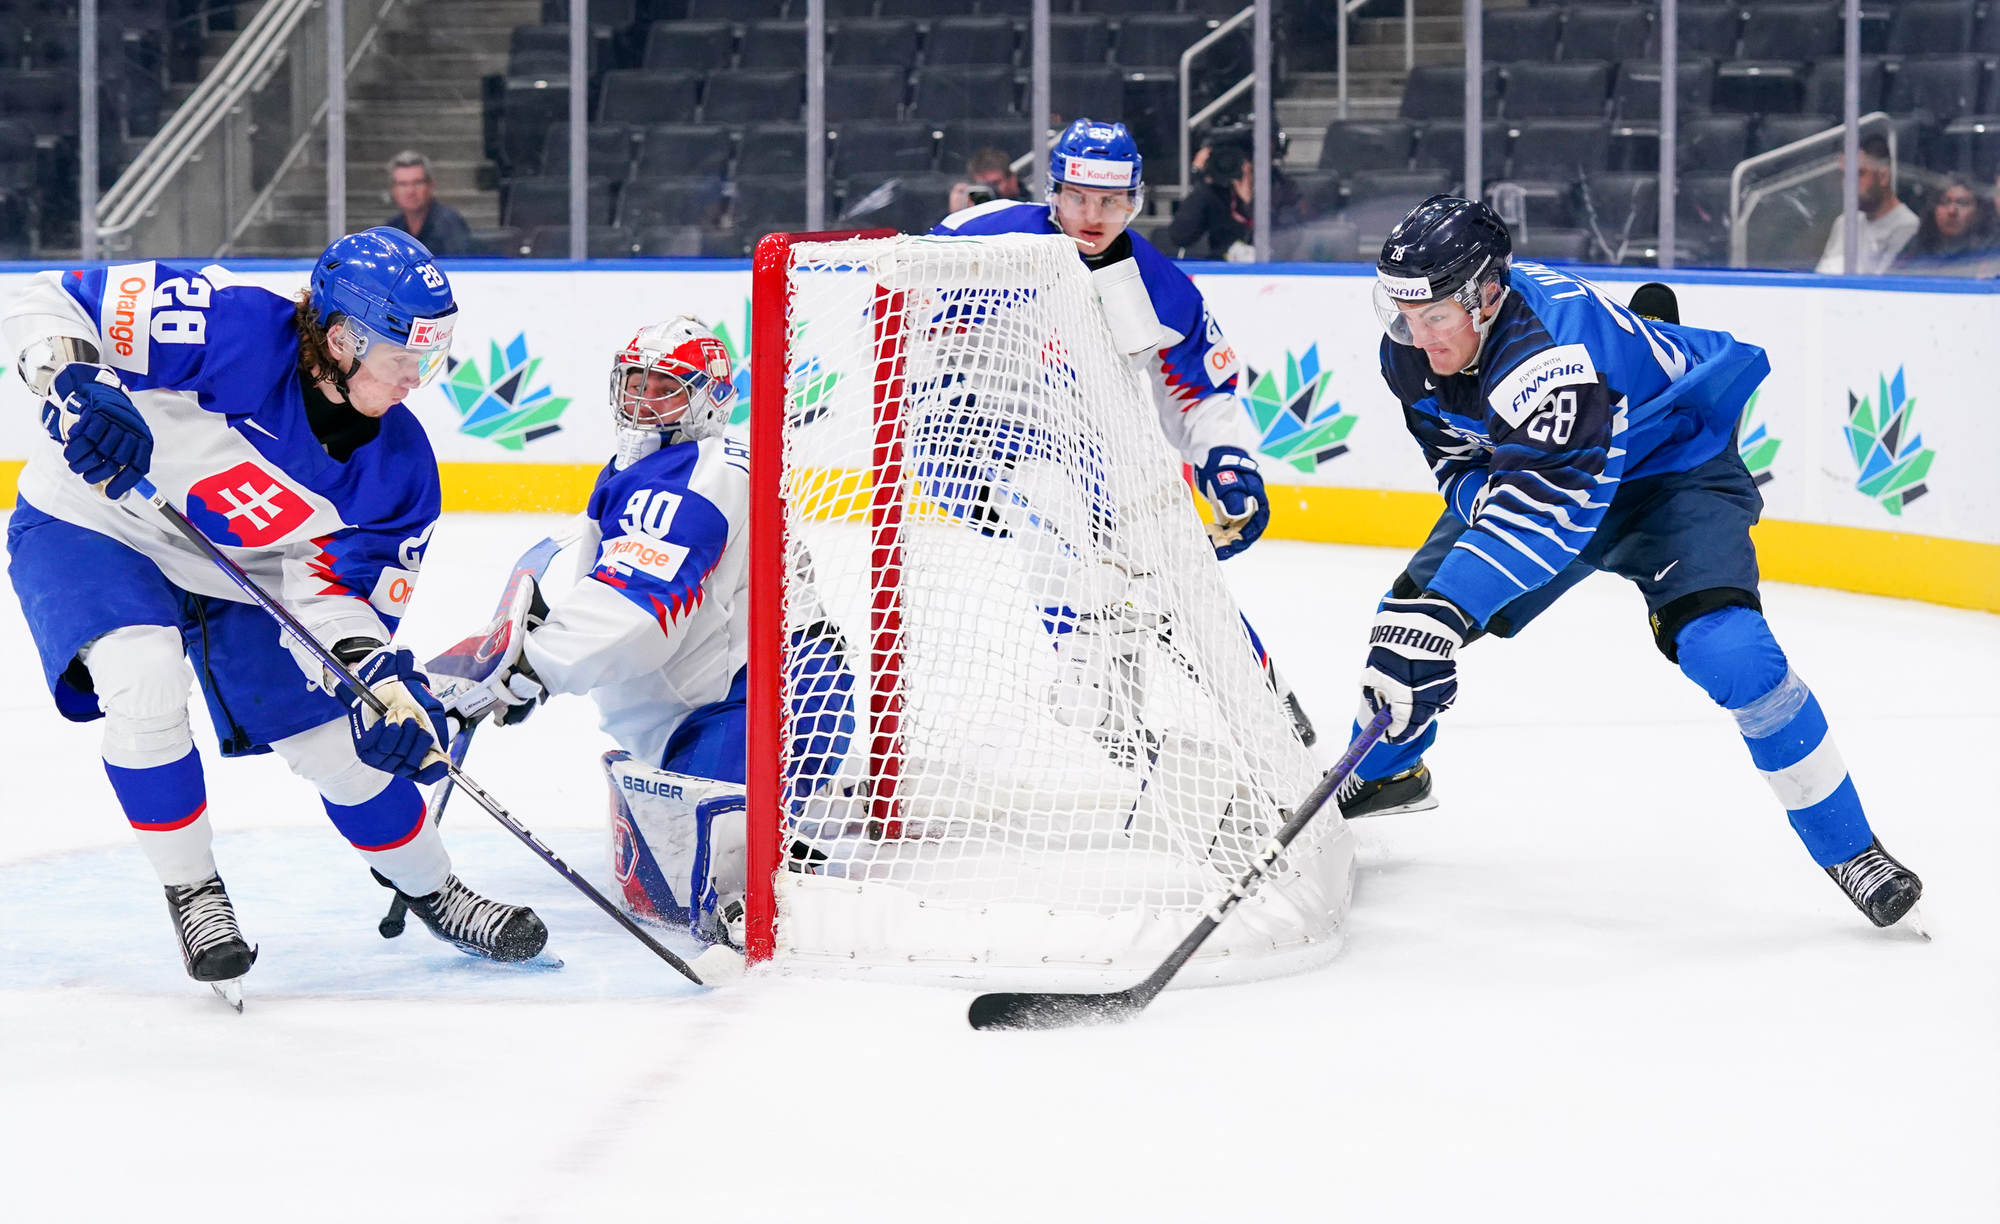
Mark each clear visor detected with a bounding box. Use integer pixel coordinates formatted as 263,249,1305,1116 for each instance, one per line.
612,357,734,430
1051,182,1145,232
1373,283,1476,348
342,314,455,389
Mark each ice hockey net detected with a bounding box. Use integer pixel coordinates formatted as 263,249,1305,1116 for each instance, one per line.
744,230,1352,989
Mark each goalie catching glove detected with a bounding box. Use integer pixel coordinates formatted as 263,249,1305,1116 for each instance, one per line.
1360,593,1473,744
335,643,453,784
426,573,551,729
1195,446,1267,560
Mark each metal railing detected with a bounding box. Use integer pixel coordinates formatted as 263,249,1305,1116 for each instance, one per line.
1179,6,1256,198
1730,112,1895,269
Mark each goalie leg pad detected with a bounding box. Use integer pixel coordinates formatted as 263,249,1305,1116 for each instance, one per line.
604,751,747,942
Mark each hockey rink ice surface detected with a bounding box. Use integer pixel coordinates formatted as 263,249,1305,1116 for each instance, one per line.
2,513,1994,1222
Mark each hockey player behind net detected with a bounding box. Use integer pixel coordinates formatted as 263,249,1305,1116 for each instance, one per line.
0,229,548,1006
428,317,856,949
927,119,1320,755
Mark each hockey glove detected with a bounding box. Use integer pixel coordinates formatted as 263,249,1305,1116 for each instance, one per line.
1360,594,1473,744
46,364,153,499
427,576,549,729
1196,446,1267,561
342,646,453,784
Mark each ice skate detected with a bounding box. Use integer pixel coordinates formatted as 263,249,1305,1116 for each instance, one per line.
378,872,549,962
1337,761,1438,820
1826,838,1924,930
164,874,258,1012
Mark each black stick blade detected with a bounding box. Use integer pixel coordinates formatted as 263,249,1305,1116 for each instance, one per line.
968,989,1149,1031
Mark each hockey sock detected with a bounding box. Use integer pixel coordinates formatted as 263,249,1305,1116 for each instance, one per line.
1345,705,1435,783
104,748,215,887
1677,608,1874,867
323,780,450,897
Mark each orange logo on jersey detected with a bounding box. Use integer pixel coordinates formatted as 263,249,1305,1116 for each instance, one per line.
187,462,314,547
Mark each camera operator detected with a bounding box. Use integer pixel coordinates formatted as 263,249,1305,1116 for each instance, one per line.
947,147,1025,215
1171,142,1257,261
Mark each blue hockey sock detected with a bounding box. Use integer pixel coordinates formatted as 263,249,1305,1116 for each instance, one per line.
1677,608,1874,867
1347,712,1435,783
105,747,215,885
323,779,450,895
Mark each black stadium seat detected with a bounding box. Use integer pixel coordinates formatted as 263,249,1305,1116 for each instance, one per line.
503,176,612,229
1050,15,1112,65
832,19,920,68
738,21,806,70
1657,6,1741,60
644,21,734,72
1575,172,1659,250
833,120,937,175
539,122,637,180
1886,53,1985,121
1614,59,1716,119
1739,5,1840,60
1413,120,1508,175
827,65,909,118
1677,113,1752,172
1508,118,1611,176
635,123,734,179
1051,67,1124,123
1115,14,1210,72
1713,61,1806,115
1319,119,1415,171
1889,2,1977,55
939,119,1032,167
915,65,1017,121
734,175,809,229
500,79,571,171
1561,6,1651,64
1752,113,1837,155
620,179,727,229
1503,61,1612,119
702,69,803,123
926,17,1017,67
596,70,699,125
1805,57,1886,113
736,122,810,177
687,0,785,19
1400,64,1500,120
1485,8,1564,64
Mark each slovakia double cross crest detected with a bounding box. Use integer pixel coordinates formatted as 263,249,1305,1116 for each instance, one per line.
185,460,314,547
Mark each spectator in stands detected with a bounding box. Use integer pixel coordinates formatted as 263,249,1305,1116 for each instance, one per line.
946,148,1024,216
1814,135,1918,275
382,151,473,257
1892,175,1994,276
1171,142,1255,261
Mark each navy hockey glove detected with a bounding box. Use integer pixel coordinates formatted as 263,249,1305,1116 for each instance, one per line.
46,364,152,499
1196,446,1267,560
343,646,453,785
1360,594,1473,744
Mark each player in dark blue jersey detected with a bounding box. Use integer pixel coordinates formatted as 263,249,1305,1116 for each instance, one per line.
2,229,547,1002
1342,195,1923,930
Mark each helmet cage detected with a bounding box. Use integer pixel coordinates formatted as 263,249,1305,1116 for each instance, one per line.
608,319,736,449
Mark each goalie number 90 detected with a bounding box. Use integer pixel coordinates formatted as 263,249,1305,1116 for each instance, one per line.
1525,389,1579,446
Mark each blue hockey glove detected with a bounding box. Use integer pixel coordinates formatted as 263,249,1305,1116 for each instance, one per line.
344,647,453,785
1196,446,1267,560
47,364,152,499
1360,594,1473,744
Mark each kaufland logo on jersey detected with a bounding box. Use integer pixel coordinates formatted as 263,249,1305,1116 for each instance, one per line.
186,462,314,547
1062,156,1136,189
407,316,450,348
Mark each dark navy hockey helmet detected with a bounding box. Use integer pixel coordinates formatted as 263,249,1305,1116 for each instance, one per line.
310,227,457,387
1374,194,1513,345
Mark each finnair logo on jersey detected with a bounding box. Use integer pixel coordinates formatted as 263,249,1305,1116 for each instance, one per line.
1377,272,1434,302
186,462,314,548
1062,156,1136,188
1489,344,1598,429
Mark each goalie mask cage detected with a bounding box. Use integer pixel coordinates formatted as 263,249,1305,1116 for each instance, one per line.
745,229,1353,989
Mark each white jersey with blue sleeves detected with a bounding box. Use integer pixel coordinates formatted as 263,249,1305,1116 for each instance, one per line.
0,261,442,678
520,431,750,768
1380,261,1770,627
929,200,1257,466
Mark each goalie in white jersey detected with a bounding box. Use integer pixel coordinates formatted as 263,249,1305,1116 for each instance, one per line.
428,317,854,947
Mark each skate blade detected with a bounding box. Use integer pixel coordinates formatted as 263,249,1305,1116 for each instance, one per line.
1896,903,1932,942
209,978,246,1012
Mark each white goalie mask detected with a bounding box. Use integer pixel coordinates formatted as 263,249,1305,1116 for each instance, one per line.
610,316,737,468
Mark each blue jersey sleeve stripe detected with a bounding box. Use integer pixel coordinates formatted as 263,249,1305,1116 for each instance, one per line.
1476,503,1582,556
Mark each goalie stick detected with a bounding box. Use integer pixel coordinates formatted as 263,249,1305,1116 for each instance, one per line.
967,705,1393,1031
124,478,708,987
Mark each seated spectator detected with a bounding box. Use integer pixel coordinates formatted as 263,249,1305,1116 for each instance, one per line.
1892,175,1995,276
1815,135,1918,275
1170,142,1255,261
946,147,1025,216
382,151,474,257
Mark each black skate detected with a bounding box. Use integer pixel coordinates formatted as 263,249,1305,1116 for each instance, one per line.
1826,838,1923,928
164,874,258,1011
1337,761,1438,820
378,871,548,962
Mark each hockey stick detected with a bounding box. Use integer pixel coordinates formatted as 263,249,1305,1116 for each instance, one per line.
378,723,476,938
127,479,707,986
967,705,1393,1031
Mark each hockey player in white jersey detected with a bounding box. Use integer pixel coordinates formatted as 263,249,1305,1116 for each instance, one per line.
1,229,548,1004
427,317,854,947
930,118,1318,750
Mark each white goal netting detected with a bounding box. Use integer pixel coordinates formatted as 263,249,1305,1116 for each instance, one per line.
757,232,1352,988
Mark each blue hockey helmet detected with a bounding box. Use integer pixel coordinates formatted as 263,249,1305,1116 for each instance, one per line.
309,227,458,389
1373,194,1512,347
1047,118,1145,233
